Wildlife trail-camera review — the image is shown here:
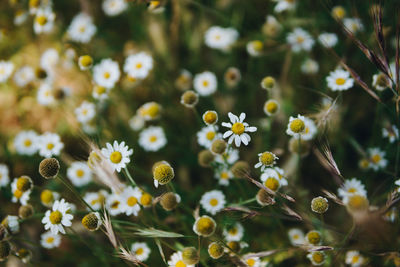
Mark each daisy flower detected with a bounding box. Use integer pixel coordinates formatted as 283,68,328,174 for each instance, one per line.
67,13,97,43
224,67,241,88
263,99,280,116
67,161,92,187
138,102,162,121
101,141,133,172
223,222,244,242
222,112,257,147
345,250,365,267
168,251,195,267
2,215,20,234
326,69,354,91
40,190,60,208
0,164,9,187
286,114,306,137
13,66,34,87
288,228,305,246
261,168,287,192
318,33,338,48
307,251,325,266
175,69,192,91
273,0,296,13
40,231,61,249
84,191,107,211
246,40,264,57
121,186,142,216
343,18,364,34
42,199,74,235
193,71,218,96
214,167,233,186
338,178,366,199
0,60,14,83
200,190,226,215
255,151,278,171
75,101,96,124
286,28,314,52
37,82,55,106
293,117,317,141
244,255,261,267
215,148,239,165
33,7,55,34
106,193,124,216
14,10,28,26
138,126,167,152
382,125,399,143
367,147,387,171
92,84,110,101
93,58,121,89
40,48,59,73
129,115,145,131
301,58,319,75
204,26,238,51
372,72,392,91
14,130,39,156
102,0,128,16
123,52,153,79
197,126,222,148
131,242,151,262
37,132,64,158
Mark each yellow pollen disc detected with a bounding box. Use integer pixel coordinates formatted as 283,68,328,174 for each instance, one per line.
149,135,157,142
265,101,278,113
215,35,221,40
103,72,111,79
95,86,106,94
202,80,209,87
175,260,186,267
111,201,120,209
41,190,53,204
371,154,381,163
36,15,47,26
14,189,23,199
127,196,138,207
228,227,238,235
206,131,216,140
79,26,86,33
265,178,279,191
140,193,152,206
24,139,32,147
79,55,92,67
247,259,256,266
335,78,346,85
136,248,143,255
312,252,324,263
109,151,122,164
76,169,84,177
293,234,299,239
220,172,229,180
47,143,55,150
296,36,304,44
289,118,305,133
252,40,263,51
231,122,245,135
46,237,54,243
91,199,99,205
136,63,142,69
260,152,275,165
209,198,218,206
145,104,160,118
348,188,356,193
352,255,359,264
49,210,63,224
204,112,217,124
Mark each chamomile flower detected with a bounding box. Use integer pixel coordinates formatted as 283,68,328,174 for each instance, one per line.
37,132,64,158
13,66,34,87
223,222,244,242
200,190,226,215
40,190,60,208
382,125,399,143
255,151,278,171
244,255,261,267
78,55,93,70
93,59,121,89
263,99,280,116
0,164,9,187
102,0,128,16
129,115,145,131
175,69,192,91
138,102,162,121
204,26,239,51
168,251,195,267
345,250,365,267
40,48,59,73
106,193,124,216
0,61,14,83
33,7,55,34
131,242,151,262
92,84,110,100
343,18,364,34
338,178,367,199
293,117,317,141
214,167,233,186
123,52,153,79
14,130,39,156
42,198,73,235
318,33,338,48
286,28,314,52
40,231,61,249
222,112,257,147
372,72,392,91
215,148,239,165
101,141,133,172
197,126,222,148
10,186,29,208
84,191,107,211
273,0,296,13
37,83,55,106
67,161,92,187
327,69,354,91
224,67,241,88
75,101,96,124
305,230,322,245
367,147,387,171
288,228,305,246
286,114,306,137
202,110,218,125
261,168,287,191
67,13,97,43
301,58,319,75
307,251,325,266
246,40,264,57
138,126,167,152
121,186,142,216
2,215,20,234
193,71,218,96
14,10,28,26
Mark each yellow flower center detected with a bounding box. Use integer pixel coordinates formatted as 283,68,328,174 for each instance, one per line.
335,78,346,85
260,152,275,166
220,172,229,180
47,143,55,150
347,195,368,210
371,154,381,163
175,260,186,267
289,118,305,133
14,189,23,199
209,198,218,207
49,211,63,224
41,190,54,204
127,196,138,207
79,26,86,33
348,188,356,193
111,200,120,209
296,36,304,44
231,122,245,135
103,72,111,79
136,63,142,69
293,234,299,240
202,80,209,87
196,217,214,234
149,135,157,142
36,15,47,26
265,101,278,114
76,169,84,178
206,131,216,140
136,248,143,255
140,193,152,206
95,85,106,95
79,55,92,67
228,227,238,235
252,40,263,51
352,255,360,264
46,237,55,243
312,252,324,263
204,111,217,124
246,259,256,266
265,177,279,191
307,231,321,245
109,151,122,164
24,139,32,147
